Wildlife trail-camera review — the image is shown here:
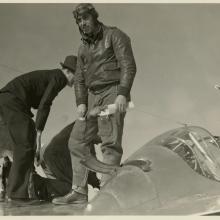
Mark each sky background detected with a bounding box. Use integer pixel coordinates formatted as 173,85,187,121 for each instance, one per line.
1,3,220,161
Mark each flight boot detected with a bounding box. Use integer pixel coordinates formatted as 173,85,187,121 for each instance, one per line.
52,189,88,205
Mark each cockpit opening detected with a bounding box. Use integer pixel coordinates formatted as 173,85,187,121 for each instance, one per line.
161,126,220,181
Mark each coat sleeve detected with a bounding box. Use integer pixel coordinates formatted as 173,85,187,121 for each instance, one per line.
35,74,66,131
74,47,88,106
111,28,137,97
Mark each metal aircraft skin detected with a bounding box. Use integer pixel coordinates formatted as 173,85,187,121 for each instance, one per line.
2,118,220,215
84,126,220,215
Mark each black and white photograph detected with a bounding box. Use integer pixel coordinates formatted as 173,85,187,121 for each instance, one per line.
0,1,220,216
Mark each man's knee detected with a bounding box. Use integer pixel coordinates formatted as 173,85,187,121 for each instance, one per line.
68,135,82,152
68,120,87,152
68,120,97,152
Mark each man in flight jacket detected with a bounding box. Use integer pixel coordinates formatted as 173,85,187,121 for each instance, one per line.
52,4,136,205
0,55,77,205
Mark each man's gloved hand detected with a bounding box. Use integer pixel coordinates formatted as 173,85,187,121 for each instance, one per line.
77,104,87,118
115,95,127,113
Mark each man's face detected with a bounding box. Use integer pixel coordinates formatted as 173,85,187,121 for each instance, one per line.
3,158,8,166
63,69,75,87
77,13,97,35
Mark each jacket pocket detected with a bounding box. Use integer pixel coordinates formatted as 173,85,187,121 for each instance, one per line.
103,62,120,71
98,117,113,137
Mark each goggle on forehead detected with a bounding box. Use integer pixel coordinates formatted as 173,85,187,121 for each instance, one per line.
73,5,94,18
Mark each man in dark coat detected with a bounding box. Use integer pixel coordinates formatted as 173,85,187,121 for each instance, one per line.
52,4,136,205
0,55,77,205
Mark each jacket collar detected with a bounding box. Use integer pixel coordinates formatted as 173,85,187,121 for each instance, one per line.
80,22,104,45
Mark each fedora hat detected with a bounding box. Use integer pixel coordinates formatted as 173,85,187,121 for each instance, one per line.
60,55,77,73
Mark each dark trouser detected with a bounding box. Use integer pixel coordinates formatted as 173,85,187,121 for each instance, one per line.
0,93,36,199
2,166,11,197
68,85,125,194
2,176,9,197
32,173,71,201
